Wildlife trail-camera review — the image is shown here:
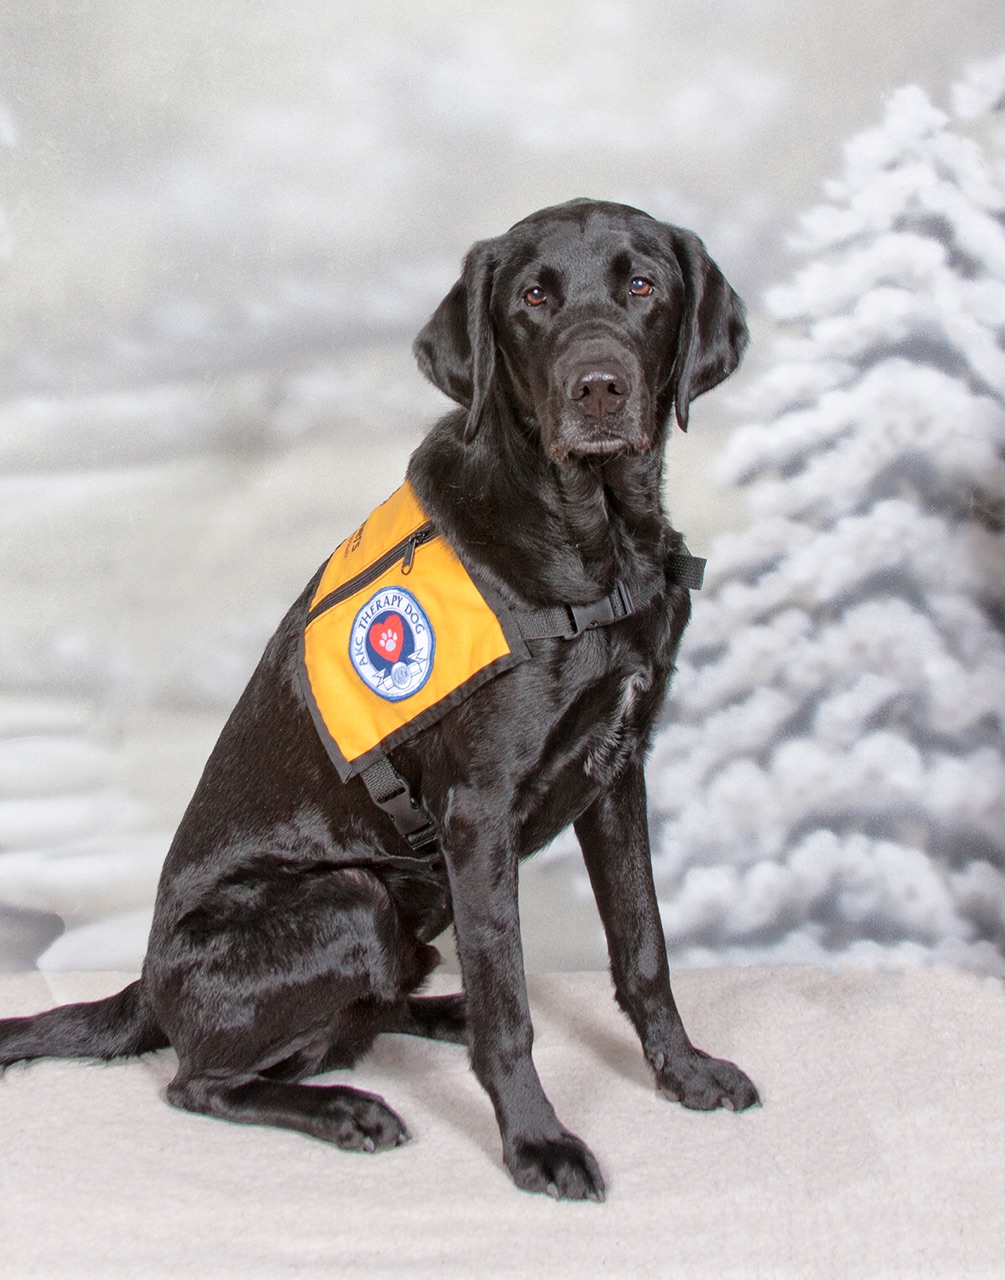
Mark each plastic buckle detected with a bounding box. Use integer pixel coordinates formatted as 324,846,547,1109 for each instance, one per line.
379,784,431,837
566,582,634,635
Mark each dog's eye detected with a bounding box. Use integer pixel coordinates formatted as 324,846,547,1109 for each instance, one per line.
523,286,548,307
629,278,655,298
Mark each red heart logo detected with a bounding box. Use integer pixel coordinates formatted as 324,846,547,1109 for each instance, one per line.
370,613,404,663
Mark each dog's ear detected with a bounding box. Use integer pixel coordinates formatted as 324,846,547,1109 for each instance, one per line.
413,239,498,443
666,230,748,431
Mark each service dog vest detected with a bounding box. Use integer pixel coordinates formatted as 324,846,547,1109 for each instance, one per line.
298,480,705,857
300,481,530,783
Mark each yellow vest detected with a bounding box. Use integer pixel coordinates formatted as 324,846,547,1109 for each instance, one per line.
299,482,704,806
300,482,529,781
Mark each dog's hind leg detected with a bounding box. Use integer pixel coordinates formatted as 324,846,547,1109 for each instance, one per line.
148,863,431,1151
168,1072,411,1151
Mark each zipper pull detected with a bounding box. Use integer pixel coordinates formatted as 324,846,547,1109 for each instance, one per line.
401,528,427,575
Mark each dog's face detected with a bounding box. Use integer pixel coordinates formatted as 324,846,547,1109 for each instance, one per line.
413,199,748,460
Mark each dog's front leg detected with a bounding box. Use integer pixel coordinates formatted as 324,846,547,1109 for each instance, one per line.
575,762,760,1112
442,789,606,1201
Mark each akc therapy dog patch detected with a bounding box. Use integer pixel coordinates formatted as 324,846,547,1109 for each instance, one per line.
299,482,529,781
350,586,435,702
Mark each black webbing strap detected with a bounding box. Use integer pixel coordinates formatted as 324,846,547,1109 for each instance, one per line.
667,550,706,591
359,546,705,858
511,548,705,641
512,579,638,641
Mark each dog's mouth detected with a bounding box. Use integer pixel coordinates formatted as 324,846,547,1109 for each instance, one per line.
546,430,652,462
543,385,655,463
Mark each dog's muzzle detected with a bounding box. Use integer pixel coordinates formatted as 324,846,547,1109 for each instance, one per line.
546,338,651,460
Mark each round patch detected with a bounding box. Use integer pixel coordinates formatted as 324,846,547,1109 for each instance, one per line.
349,586,435,701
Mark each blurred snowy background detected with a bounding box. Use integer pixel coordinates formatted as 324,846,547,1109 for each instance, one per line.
1,2,1003,975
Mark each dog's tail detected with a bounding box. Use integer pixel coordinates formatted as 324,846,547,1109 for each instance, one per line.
0,980,168,1069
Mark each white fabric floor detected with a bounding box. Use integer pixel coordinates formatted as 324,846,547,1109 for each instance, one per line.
0,966,1002,1279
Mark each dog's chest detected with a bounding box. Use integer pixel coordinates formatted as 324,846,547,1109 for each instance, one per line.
581,666,655,781
531,586,677,792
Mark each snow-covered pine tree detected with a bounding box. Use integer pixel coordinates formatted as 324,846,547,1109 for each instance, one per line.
953,51,1005,188
649,69,1005,975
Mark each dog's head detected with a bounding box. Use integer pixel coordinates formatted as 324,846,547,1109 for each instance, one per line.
413,199,748,461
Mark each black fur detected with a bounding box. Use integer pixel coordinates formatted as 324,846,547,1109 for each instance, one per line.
0,200,758,1200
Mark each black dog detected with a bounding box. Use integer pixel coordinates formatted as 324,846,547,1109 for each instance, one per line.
0,199,757,1201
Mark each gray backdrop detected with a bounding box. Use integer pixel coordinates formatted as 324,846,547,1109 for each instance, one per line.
1,1,1002,971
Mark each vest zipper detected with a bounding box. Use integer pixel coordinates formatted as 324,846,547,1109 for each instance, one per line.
306,524,437,624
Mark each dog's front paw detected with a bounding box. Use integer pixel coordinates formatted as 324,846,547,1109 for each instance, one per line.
655,1047,760,1113
504,1131,606,1202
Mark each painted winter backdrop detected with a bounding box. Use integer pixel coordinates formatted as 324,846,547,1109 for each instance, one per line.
0,17,1003,975
650,60,1005,974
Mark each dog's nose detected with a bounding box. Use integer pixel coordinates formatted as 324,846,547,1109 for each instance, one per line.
566,362,630,419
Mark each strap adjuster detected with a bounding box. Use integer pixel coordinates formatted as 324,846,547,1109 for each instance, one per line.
566,581,634,636
404,820,439,852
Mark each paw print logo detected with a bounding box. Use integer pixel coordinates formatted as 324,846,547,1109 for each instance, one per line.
367,612,404,665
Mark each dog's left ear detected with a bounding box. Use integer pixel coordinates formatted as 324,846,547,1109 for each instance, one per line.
665,230,748,431
413,239,498,443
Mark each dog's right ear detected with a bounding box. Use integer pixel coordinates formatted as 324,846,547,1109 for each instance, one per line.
413,240,498,443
